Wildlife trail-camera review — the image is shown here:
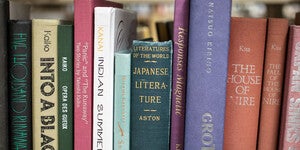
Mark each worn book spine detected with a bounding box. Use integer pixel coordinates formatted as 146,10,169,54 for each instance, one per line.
223,17,267,150
73,0,122,149
130,40,173,150
170,0,189,149
279,25,300,150
32,19,60,150
0,1,9,149
184,1,231,150
114,51,131,150
58,24,74,150
257,18,289,150
93,7,137,150
8,20,32,150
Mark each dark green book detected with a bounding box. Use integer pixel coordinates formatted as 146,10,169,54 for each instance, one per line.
57,23,73,150
130,40,173,150
8,20,32,150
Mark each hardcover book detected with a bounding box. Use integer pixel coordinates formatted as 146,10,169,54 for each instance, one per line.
32,19,60,150
257,18,289,150
130,40,173,150
73,0,122,149
114,51,131,150
184,0,232,150
170,0,190,149
93,7,137,150
8,20,32,150
58,23,74,150
279,25,300,150
223,17,267,150
0,0,9,149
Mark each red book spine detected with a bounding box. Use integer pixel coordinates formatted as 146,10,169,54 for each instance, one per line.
279,25,300,150
73,0,122,149
257,18,289,150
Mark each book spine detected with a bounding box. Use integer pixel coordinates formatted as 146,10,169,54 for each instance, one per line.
93,7,114,150
257,18,289,150
73,1,122,149
223,17,267,150
170,0,189,149
279,25,300,150
8,20,32,150
32,19,59,150
114,52,131,150
184,1,231,150
130,40,173,150
58,24,74,150
0,1,8,149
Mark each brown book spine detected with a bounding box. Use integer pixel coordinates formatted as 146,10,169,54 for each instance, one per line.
257,18,289,150
279,25,300,150
223,17,267,150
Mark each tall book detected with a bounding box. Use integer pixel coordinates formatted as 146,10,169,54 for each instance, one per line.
32,19,60,150
279,25,300,150
170,0,189,149
130,40,173,150
114,51,131,150
73,0,122,149
0,0,8,149
58,23,73,150
223,17,267,150
184,0,231,149
257,18,289,150
93,7,137,150
8,20,32,150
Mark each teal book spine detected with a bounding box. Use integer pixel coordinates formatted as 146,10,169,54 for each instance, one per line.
130,40,173,150
114,51,131,150
58,24,74,150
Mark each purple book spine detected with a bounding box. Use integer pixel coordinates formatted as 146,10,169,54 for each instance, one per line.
170,0,190,150
184,0,232,149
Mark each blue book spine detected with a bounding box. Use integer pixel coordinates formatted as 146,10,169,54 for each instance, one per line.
184,0,232,149
114,51,131,150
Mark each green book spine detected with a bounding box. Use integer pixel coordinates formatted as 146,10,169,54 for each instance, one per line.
58,24,73,150
114,51,131,150
130,40,173,150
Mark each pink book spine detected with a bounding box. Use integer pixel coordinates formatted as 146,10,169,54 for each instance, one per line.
279,25,300,150
74,0,122,149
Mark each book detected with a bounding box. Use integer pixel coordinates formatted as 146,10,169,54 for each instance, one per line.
130,40,173,150
32,19,60,150
8,20,32,150
73,0,122,149
58,23,73,150
257,18,289,150
170,0,189,149
223,17,267,150
184,0,232,149
93,7,137,150
279,25,300,150
0,0,9,149
156,21,170,42
114,51,131,150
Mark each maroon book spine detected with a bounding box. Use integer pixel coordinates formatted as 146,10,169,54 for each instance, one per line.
170,0,190,149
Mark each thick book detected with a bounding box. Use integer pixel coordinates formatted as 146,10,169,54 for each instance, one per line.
279,25,300,150
8,20,32,150
32,19,60,150
93,7,137,150
170,0,189,149
58,23,73,150
223,17,267,150
130,40,173,150
184,0,231,150
114,51,131,150
257,18,289,150
0,1,9,149
73,0,122,149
